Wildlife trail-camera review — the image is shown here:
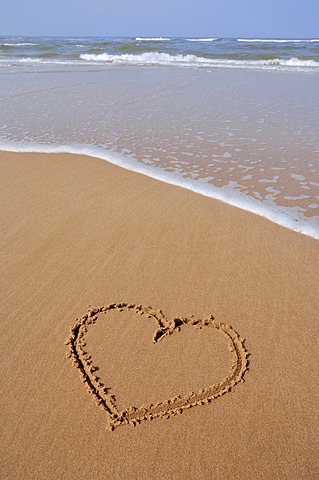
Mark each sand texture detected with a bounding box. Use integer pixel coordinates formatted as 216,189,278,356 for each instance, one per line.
1,151,318,479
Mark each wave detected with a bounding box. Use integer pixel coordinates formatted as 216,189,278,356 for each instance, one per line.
1,42,38,46
237,38,319,43
186,38,219,42
135,37,170,41
3,53,318,72
0,140,318,240
79,52,319,70
14,57,73,63
117,43,158,53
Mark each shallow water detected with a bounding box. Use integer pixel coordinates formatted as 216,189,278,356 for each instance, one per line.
0,58,318,238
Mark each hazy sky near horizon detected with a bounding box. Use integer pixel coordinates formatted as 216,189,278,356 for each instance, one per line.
1,0,318,38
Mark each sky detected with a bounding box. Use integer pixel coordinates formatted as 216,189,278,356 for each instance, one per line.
1,0,318,38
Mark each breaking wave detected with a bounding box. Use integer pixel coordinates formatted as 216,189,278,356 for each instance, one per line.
237,38,319,43
135,37,171,41
1,42,38,46
79,52,319,70
186,38,219,42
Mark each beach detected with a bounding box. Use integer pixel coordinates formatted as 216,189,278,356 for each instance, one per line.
1,150,318,479
1,35,319,478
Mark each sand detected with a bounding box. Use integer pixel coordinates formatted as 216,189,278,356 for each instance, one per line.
1,151,318,479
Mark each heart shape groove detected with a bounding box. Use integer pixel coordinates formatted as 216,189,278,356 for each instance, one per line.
66,303,249,431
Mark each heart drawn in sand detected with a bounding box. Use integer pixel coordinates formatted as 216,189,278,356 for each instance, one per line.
66,303,249,431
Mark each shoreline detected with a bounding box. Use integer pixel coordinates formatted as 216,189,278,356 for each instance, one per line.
1,142,318,240
1,151,318,479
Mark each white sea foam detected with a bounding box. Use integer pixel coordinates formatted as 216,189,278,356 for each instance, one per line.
2,52,318,72
237,38,319,43
186,38,219,42
7,57,77,66
0,140,318,240
80,52,204,65
79,52,319,70
278,57,319,67
135,37,170,41
1,42,38,46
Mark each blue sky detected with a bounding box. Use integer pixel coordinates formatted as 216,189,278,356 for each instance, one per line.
1,0,318,38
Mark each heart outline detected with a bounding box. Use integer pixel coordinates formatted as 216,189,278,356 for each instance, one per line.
66,303,249,430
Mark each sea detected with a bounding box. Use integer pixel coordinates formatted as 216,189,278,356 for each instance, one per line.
1,36,319,238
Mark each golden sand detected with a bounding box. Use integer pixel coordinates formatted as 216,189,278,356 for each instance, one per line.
1,151,318,479
66,303,249,430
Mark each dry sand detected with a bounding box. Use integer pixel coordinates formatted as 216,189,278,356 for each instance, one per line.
1,151,318,479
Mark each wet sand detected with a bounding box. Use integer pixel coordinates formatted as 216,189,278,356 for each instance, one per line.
1,151,318,479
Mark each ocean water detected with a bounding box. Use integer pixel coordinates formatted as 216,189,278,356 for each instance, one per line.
0,36,319,238
1,35,319,70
